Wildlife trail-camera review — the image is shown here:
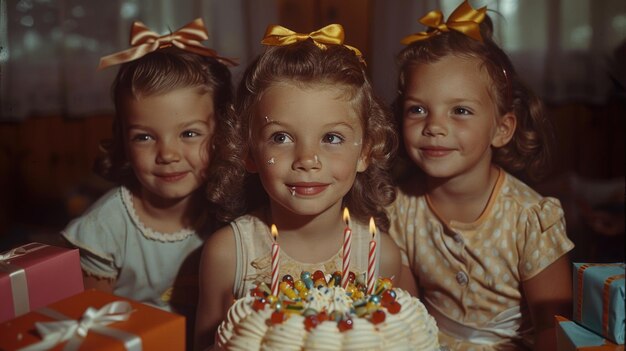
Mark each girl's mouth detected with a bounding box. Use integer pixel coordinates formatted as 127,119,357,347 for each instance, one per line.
157,172,188,182
420,147,454,158
286,183,329,196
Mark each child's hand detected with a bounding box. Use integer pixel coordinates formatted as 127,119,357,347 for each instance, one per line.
83,272,115,293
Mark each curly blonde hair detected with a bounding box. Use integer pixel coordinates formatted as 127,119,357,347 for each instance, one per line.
396,15,554,182
95,47,240,224
231,39,398,232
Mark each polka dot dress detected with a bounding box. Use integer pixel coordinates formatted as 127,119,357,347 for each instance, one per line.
388,170,574,351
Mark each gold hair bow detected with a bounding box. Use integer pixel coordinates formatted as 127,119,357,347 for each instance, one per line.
401,0,487,45
261,24,363,60
98,18,237,70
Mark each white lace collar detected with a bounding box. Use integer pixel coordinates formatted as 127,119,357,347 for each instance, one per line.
120,186,196,242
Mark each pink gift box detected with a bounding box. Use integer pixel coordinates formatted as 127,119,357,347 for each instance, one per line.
0,242,84,322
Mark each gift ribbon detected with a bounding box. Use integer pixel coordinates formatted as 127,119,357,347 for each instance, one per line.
0,243,48,316
98,18,237,70
400,0,487,45
18,301,141,351
0,243,47,261
261,24,364,62
603,274,625,339
576,263,626,341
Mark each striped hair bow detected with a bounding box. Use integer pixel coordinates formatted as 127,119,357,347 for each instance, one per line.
98,18,237,70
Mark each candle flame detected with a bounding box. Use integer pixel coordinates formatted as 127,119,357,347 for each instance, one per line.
271,224,278,241
343,207,350,226
369,217,377,239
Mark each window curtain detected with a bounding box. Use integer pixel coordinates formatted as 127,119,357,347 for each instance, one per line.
1,0,625,120
0,0,276,120
370,0,626,104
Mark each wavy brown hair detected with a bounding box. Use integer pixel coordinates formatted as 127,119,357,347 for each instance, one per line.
396,15,554,182
233,39,398,232
94,46,241,224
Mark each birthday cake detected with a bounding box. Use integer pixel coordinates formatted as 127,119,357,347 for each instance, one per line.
215,271,440,350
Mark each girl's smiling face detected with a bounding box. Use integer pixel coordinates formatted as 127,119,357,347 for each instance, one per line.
247,82,368,217
124,86,215,204
402,55,508,182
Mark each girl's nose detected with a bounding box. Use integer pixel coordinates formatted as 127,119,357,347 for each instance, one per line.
422,114,447,137
156,140,181,164
292,145,321,171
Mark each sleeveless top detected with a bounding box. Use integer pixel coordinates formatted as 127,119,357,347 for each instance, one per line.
231,211,380,298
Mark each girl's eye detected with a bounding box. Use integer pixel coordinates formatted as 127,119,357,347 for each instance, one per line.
405,105,426,116
182,130,200,138
271,132,293,144
131,134,153,142
322,133,344,144
453,107,473,115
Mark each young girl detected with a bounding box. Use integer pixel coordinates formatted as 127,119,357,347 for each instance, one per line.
389,1,575,350
61,18,237,339
195,24,413,348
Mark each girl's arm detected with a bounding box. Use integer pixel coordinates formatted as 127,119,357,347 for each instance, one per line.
522,255,572,351
83,274,115,293
379,234,418,295
194,225,237,351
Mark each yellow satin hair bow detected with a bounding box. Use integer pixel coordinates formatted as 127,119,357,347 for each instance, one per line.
401,0,487,45
261,24,364,62
98,18,237,70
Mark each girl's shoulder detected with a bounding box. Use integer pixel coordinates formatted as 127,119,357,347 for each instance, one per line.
500,172,563,210
388,179,428,219
230,210,268,233
497,172,566,231
72,186,127,222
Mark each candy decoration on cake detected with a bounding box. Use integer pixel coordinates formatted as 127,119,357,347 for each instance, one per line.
215,271,440,350
341,208,352,289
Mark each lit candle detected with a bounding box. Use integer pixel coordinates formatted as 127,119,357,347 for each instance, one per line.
270,224,280,297
366,217,377,295
341,208,352,289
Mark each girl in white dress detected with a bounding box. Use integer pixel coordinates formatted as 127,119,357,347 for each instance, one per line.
62,19,237,344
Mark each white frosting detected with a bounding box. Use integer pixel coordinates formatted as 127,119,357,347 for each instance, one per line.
381,289,440,351
217,284,439,350
262,314,308,351
342,318,383,351
304,320,343,350
216,296,255,347
225,307,272,350
304,286,352,314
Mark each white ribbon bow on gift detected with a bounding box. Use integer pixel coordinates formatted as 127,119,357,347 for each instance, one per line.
0,247,28,261
19,301,141,351
0,243,46,262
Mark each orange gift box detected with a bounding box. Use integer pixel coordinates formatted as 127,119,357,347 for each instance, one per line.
0,289,185,350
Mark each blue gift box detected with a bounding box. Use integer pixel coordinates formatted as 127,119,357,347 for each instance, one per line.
556,315,624,351
573,263,625,344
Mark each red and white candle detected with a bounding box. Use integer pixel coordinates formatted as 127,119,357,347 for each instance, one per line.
270,224,280,296
341,207,352,288
366,217,377,295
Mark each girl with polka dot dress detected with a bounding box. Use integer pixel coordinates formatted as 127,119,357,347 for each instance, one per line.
388,2,574,350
